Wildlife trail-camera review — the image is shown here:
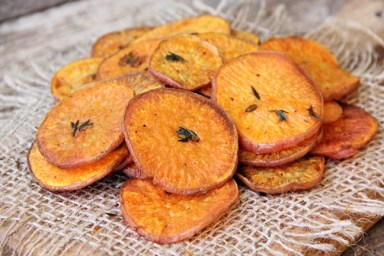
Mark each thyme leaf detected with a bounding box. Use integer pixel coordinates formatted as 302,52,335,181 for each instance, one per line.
71,119,93,137
177,127,199,142
307,106,321,120
270,110,288,123
251,86,261,100
245,104,257,112
165,52,185,62
119,53,142,67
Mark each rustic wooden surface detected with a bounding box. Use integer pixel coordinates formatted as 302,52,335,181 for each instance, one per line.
0,0,383,255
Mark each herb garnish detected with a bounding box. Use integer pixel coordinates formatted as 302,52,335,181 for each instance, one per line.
270,110,288,123
71,119,93,137
251,86,261,100
245,104,257,112
177,127,199,142
119,53,142,67
165,52,185,62
307,106,321,120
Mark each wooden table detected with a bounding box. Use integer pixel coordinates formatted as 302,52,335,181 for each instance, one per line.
1,0,383,255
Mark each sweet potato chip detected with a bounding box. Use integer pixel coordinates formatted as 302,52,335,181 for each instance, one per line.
311,104,378,159
122,163,150,179
120,179,239,244
231,29,260,45
149,35,222,91
197,32,258,62
123,88,238,195
51,58,102,100
260,37,360,101
239,130,322,167
114,153,133,171
323,101,343,124
28,143,128,192
237,156,325,194
132,15,230,43
213,51,323,154
37,83,134,168
91,27,153,58
107,72,164,94
97,39,161,80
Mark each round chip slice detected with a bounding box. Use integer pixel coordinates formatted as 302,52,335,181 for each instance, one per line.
37,83,134,168
149,35,222,91
132,15,230,43
213,51,323,154
97,39,161,80
260,37,360,101
237,156,325,195
311,104,378,159
107,72,164,95
231,29,260,45
28,143,128,192
323,101,343,124
239,130,322,167
123,88,238,195
51,58,102,100
120,179,239,244
91,26,153,58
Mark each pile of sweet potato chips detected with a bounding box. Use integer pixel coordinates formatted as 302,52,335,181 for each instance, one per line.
28,15,378,243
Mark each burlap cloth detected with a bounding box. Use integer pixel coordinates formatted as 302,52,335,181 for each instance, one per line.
0,0,383,255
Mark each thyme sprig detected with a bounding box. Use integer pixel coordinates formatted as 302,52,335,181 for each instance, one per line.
270,110,288,123
165,52,185,62
177,127,199,142
71,119,93,137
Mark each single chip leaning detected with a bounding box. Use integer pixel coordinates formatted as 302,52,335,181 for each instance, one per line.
231,29,260,45
149,35,222,91
132,15,230,43
323,101,343,124
213,51,323,154
120,179,239,244
197,32,258,62
51,58,102,100
311,104,378,159
239,130,322,167
97,39,161,80
123,88,238,195
37,83,134,168
122,163,150,179
28,143,128,192
237,156,325,195
91,27,153,58
260,37,359,101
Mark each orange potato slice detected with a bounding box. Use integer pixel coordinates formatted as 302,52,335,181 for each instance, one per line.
28,143,128,192
311,104,378,159
120,179,239,244
213,51,323,154
197,32,258,62
323,101,343,124
239,130,322,167
91,27,153,58
97,39,161,80
133,15,230,43
260,37,360,101
114,152,133,171
237,156,325,195
121,163,150,179
149,35,222,91
123,88,238,195
106,72,164,94
231,29,260,45
37,83,134,168
51,58,102,100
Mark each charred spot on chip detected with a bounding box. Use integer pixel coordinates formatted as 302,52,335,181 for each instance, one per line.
118,52,143,67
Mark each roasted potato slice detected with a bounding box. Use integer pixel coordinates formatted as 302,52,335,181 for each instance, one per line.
92,27,153,58
97,39,161,80
51,58,102,100
133,15,230,43
323,101,343,124
149,35,222,91
123,88,238,195
28,143,128,192
237,156,325,195
311,104,378,159
260,37,359,101
37,83,134,168
107,72,164,94
213,51,323,154
120,179,239,244
231,29,260,45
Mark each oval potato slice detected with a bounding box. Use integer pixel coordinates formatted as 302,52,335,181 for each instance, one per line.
237,156,325,195
149,35,222,91
132,15,230,43
97,39,161,80
311,104,378,159
260,37,360,101
323,101,343,124
37,83,134,168
213,51,323,154
120,179,239,244
91,26,153,58
28,143,128,192
123,88,238,195
231,29,260,45
51,58,102,100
